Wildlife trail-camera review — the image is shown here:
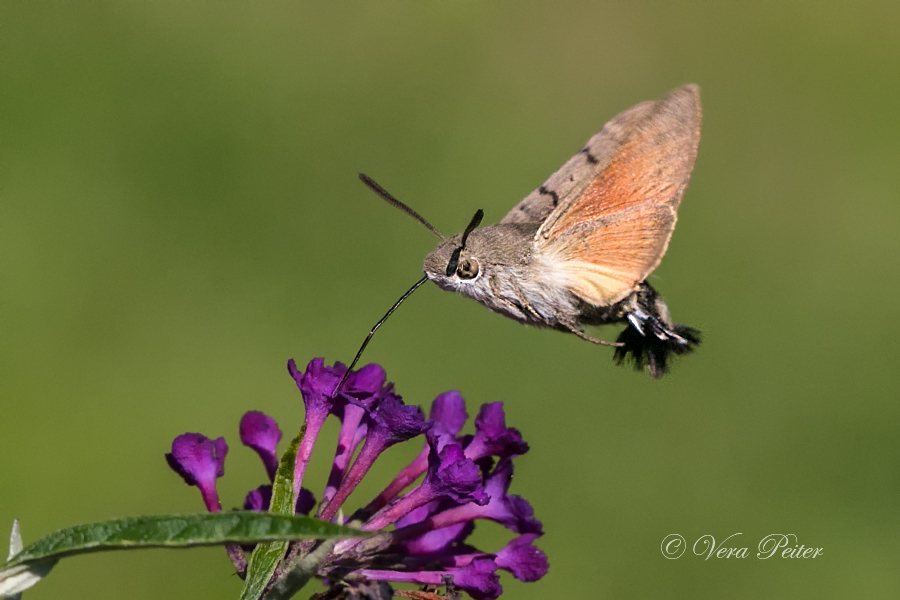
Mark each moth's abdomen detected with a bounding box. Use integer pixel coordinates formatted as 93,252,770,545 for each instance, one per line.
608,282,701,378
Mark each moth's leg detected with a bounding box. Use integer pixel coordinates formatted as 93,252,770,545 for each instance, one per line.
487,274,536,324
561,322,623,347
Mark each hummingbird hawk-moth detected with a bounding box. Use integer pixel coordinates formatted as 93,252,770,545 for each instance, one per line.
341,84,702,386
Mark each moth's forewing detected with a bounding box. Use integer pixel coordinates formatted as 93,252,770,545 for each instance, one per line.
534,85,702,306
501,100,655,227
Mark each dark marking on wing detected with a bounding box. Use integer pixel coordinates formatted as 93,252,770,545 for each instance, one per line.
539,185,560,207
501,88,695,229
581,147,600,164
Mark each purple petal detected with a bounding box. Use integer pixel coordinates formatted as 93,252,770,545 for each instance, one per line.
481,460,543,535
165,433,228,512
244,485,272,512
295,488,316,516
368,394,431,446
427,442,489,505
239,411,282,482
430,391,468,438
494,534,549,582
450,557,502,600
328,363,388,423
288,358,345,423
243,485,315,515
343,363,387,397
465,403,529,461
505,495,542,534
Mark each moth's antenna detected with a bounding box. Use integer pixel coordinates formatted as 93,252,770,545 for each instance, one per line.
331,275,430,397
446,209,484,276
460,209,484,248
359,174,446,241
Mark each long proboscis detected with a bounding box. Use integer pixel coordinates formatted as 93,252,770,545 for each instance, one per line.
331,276,430,397
359,173,446,241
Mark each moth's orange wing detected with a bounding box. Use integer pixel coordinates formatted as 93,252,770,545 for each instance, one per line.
501,100,656,226
536,85,702,306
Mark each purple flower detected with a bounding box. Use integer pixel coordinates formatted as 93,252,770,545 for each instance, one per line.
342,363,388,399
165,358,547,599
165,433,246,572
295,488,316,516
165,433,227,512
319,365,390,507
452,558,503,600
423,442,490,505
494,534,549,582
365,391,468,515
319,393,431,521
397,533,548,584
288,358,346,499
243,485,316,516
363,436,487,531
431,391,470,439
465,402,529,461
240,411,282,481
389,459,543,540
243,485,271,512
366,394,433,445
291,357,347,409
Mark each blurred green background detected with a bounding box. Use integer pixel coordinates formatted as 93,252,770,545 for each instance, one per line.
2,1,899,598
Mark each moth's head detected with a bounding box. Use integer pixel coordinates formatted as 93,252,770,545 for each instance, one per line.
424,234,483,287
423,209,488,294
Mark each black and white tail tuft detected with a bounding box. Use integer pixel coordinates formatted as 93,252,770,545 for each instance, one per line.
613,283,701,378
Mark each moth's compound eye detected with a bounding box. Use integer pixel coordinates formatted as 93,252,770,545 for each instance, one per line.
457,257,479,280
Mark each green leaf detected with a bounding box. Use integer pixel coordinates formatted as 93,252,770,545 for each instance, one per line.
270,426,305,517
240,426,305,600
3,512,361,568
